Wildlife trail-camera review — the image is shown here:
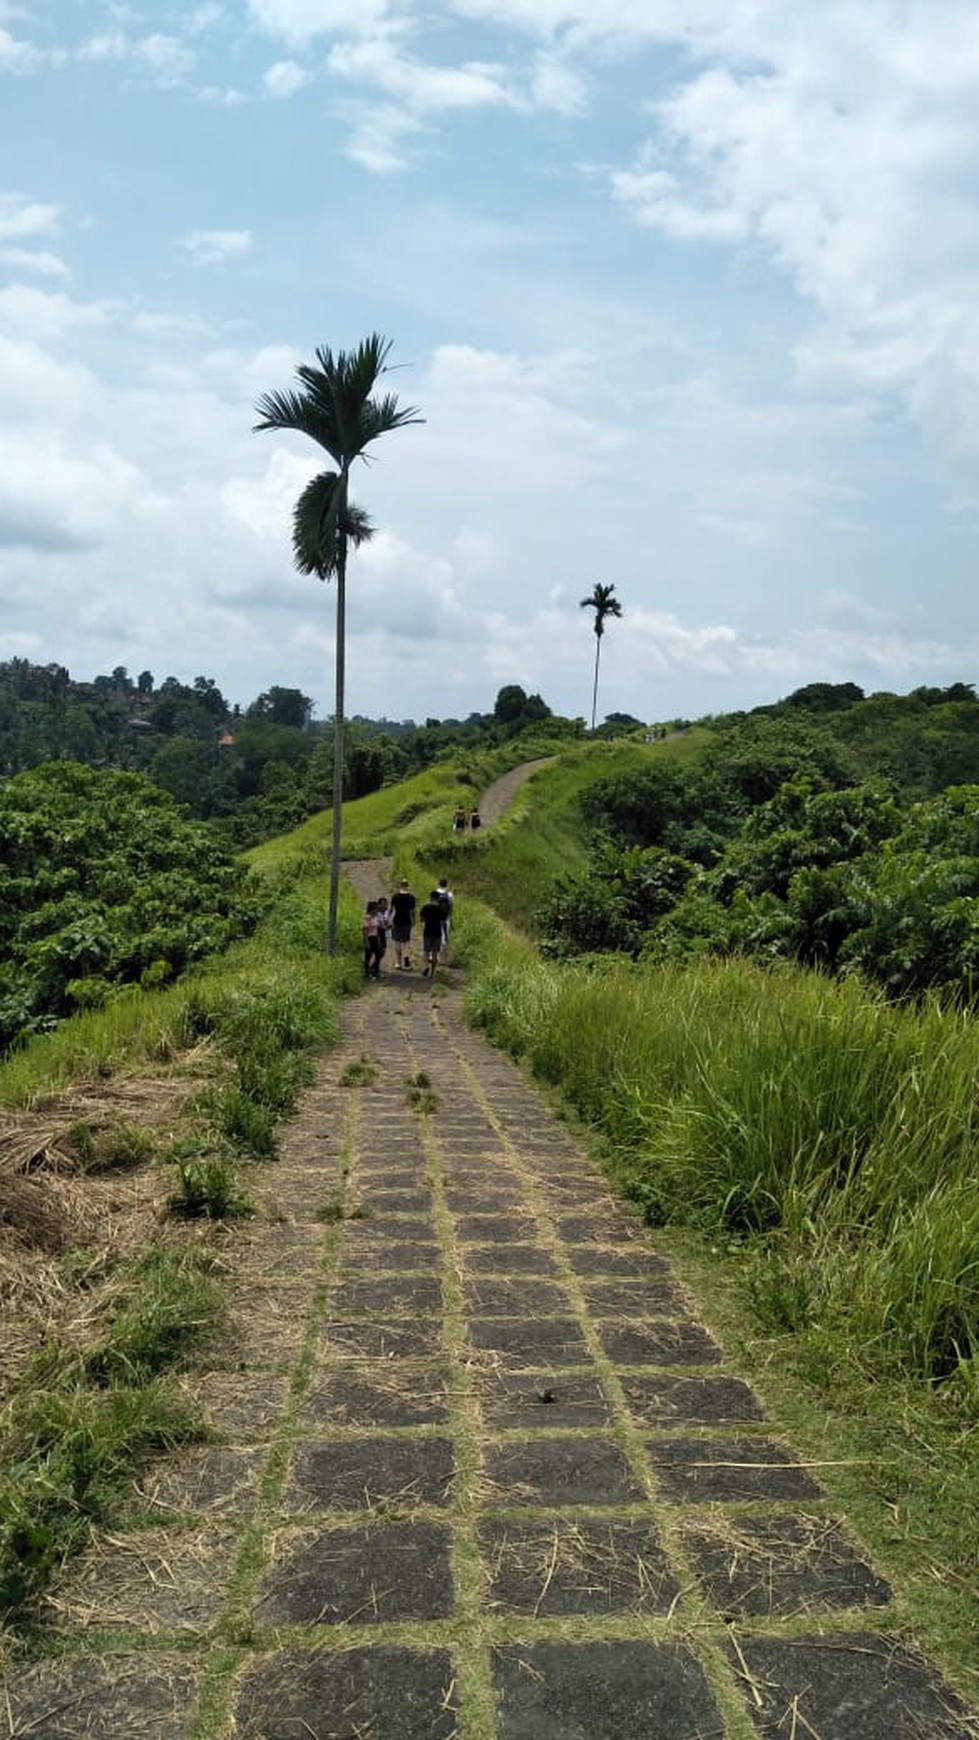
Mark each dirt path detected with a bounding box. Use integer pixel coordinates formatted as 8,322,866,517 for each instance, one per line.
475,756,553,827
6,976,976,1739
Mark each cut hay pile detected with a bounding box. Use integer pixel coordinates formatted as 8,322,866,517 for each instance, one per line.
0,1079,188,1393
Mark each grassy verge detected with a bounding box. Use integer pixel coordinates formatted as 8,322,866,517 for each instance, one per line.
0,853,361,1640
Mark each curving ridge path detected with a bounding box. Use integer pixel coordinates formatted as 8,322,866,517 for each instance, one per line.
344,755,553,911
472,756,554,827
5,763,978,1740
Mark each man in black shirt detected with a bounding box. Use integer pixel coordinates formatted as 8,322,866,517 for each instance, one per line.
389,878,416,969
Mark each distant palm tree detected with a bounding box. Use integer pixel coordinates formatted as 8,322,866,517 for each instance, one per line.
254,335,422,953
580,582,624,730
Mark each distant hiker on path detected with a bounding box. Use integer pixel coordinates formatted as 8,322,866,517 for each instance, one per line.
453,805,467,833
437,876,454,954
469,808,481,831
389,877,417,970
420,888,445,978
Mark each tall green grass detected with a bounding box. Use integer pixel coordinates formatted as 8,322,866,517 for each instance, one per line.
462,924,979,1394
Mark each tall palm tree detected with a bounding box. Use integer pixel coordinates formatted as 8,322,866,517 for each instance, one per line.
580,581,624,730
254,334,422,953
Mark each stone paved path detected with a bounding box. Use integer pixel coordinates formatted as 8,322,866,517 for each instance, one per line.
5,977,978,1739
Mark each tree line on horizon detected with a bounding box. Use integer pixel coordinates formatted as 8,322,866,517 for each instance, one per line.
0,658,604,848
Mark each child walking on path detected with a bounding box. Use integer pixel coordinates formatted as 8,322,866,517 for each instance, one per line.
362,901,383,980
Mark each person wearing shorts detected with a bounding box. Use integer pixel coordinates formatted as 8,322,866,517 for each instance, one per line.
389,877,416,969
419,889,444,979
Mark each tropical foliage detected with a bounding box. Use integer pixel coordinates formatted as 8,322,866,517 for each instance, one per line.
0,763,263,1052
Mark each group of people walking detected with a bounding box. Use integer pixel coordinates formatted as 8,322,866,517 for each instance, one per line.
362,876,454,982
453,805,481,832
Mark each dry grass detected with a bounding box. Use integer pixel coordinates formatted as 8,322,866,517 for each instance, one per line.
0,1078,194,1393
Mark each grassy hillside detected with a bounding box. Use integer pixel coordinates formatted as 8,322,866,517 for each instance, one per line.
416,731,712,931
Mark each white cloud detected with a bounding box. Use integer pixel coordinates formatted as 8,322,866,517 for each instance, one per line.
0,195,60,243
600,5,979,462
80,28,197,86
181,228,254,265
329,35,515,111
263,57,309,96
530,50,587,115
0,24,41,72
0,285,116,341
247,0,392,47
611,160,748,242
0,429,153,554
0,248,68,278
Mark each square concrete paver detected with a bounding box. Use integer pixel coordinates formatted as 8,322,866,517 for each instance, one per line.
493,1640,722,1739
479,1371,611,1430
130,1445,266,1518
597,1320,723,1367
322,1317,444,1359
43,1527,237,1631
683,1513,892,1618
234,1646,458,1739
302,1368,450,1428
2,1656,199,1739
340,1240,441,1273
334,1276,443,1317
580,1279,690,1317
464,1244,560,1275
357,1189,433,1217
556,1214,648,1244
618,1373,766,1426
649,1434,823,1503
285,1435,454,1512
466,1316,592,1368
444,1187,528,1213
566,1246,673,1278
255,1520,454,1624
725,1632,979,1739
342,1216,435,1247
178,1368,290,1437
464,1277,573,1318
453,1212,538,1240
480,1516,680,1616
484,1433,643,1506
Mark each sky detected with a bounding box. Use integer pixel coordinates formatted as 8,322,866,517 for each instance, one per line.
4,2,979,727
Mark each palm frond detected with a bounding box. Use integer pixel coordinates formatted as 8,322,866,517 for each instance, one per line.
259,335,424,471
580,582,623,639
291,472,376,577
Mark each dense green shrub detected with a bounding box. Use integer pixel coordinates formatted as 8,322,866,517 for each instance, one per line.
0,762,265,1051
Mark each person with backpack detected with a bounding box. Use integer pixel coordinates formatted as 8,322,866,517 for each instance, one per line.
419,888,445,978
436,876,454,953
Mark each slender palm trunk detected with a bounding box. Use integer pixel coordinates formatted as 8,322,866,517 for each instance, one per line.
591,635,602,731
327,528,347,955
